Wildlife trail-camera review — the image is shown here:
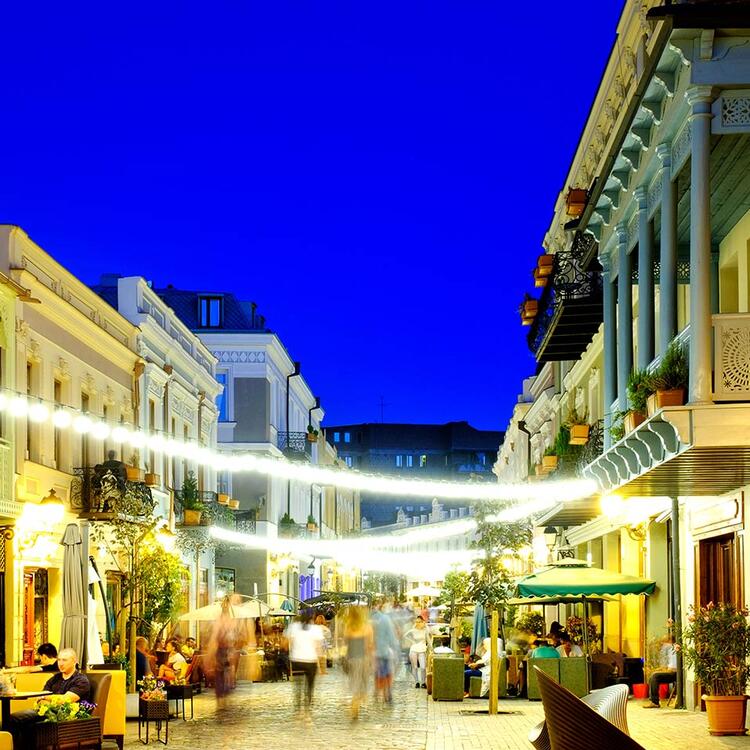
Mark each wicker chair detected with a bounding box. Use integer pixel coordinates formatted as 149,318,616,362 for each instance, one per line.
529,667,644,750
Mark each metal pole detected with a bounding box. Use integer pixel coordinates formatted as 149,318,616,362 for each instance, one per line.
671,496,684,709
489,610,499,715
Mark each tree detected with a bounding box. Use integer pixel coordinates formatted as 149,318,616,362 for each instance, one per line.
436,569,472,652
362,572,404,599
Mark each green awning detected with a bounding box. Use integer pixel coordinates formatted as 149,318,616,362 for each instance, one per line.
513,560,656,598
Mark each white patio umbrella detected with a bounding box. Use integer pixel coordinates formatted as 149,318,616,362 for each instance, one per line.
179,598,271,622
60,524,86,665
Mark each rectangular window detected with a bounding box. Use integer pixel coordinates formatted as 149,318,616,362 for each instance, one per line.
344,456,353,468
199,296,223,327
198,569,209,607
81,392,90,468
344,432,351,443
216,372,228,421
333,432,341,443
406,455,413,468
395,455,403,468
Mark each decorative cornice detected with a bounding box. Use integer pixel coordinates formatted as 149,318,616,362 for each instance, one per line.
213,350,266,364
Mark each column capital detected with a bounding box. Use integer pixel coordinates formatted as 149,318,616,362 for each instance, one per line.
633,185,649,208
600,252,612,274
615,222,629,245
686,85,717,110
655,142,672,166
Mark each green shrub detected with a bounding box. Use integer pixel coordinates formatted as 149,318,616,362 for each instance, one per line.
652,340,688,392
627,368,653,413
515,611,546,637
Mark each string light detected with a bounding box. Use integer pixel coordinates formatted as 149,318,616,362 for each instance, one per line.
0,389,598,503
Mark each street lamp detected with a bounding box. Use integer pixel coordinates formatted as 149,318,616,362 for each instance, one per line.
543,526,558,562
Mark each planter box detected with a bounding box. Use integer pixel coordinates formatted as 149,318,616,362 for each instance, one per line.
534,464,545,477
144,472,160,487
306,433,318,443
521,300,538,326
533,268,548,288
647,388,686,417
307,523,318,532
536,254,554,275
35,717,101,748
704,694,748,736
139,698,169,720
542,455,558,472
623,410,646,434
568,424,590,445
228,499,240,510
566,188,587,217
218,493,230,505
126,465,144,482
183,508,202,526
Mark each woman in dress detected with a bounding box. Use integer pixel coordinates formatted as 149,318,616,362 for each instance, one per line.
343,606,373,720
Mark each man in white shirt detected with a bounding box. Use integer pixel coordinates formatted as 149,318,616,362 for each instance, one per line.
643,637,677,708
557,633,584,657
285,613,324,713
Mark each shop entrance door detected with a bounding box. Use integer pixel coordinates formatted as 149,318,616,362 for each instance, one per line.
698,533,743,608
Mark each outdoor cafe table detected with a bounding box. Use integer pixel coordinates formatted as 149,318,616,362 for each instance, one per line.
0,690,51,727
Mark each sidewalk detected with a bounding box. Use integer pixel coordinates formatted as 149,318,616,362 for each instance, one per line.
122,672,750,749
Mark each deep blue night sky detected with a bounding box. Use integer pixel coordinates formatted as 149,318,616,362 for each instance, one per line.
1,1,623,431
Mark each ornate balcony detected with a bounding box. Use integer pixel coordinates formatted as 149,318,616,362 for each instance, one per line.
527,233,603,363
70,464,156,520
174,490,256,533
277,431,312,461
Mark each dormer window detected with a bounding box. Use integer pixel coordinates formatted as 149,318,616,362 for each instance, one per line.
199,296,223,327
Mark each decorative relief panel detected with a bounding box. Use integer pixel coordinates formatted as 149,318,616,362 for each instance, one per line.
647,176,661,219
714,316,750,400
671,123,691,178
713,94,750,134
213,350,266,364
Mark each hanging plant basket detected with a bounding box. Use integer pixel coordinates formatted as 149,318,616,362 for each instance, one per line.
35,717,101,748
568,425,590,445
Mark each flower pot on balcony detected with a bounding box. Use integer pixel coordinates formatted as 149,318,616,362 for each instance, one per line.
145,472,160,487
542,456,558,472
566,188,588,218
183,509,202,526
126,465,144,482
533,268,549,288
537,254,554,276
521,300,538,326
704,695,748,736
534,464,545,477
568,424,590,446
35,717,101,749
307,523,318,532
218,493,230,505
228,499,240,510
623,410,646,434
306,432,318,443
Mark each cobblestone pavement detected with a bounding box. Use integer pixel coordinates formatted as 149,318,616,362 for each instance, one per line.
124,673,750,749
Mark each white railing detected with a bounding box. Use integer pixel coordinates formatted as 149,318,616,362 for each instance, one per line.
713,314,750,401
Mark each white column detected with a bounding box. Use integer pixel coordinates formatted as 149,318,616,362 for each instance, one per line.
687,86,716,404
616,224,633,412
601,254,617,449
634,186,655,368
656,143,678,355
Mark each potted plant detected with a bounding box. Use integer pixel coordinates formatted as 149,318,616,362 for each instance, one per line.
519,294,538,326
137,674,169,720
682,602,750,735
279,512,295,536
306,425,319,443
126,452,144,482
566,187,588,218
144,472,160,487
218,493,230,505
625,368,652,433
566,407,590,446
541,446,558,473
34,696,100,748
306,514,318,531
228,498,240,510
648,340,688,416
609,410,626,443
514,611,546,638
179,471,204,525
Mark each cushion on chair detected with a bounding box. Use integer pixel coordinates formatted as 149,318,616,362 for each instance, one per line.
534,667,645,750
0,731,11,750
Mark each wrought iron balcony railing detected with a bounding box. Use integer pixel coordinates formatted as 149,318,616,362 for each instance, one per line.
175,490,257,533
277,431,312,460
70,465,156,519
527,233,603,363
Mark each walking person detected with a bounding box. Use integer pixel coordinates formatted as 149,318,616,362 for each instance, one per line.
403,616,428,688
205,598,237,709
285,610,324,717
343,605,374,720
371,604,399,703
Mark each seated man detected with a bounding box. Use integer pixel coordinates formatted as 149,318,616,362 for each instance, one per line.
135,637,153,683
7,642,59,673
463,652,482,695
9,648,90,745
182,637,197,661
643,636,677,708
529,639,560,659
557,633,583,658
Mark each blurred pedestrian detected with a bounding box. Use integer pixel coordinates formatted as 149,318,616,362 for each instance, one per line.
403,617,428,688
371,604,399,703
285,610,324,716
205,597,237,709
343,606,373,720
314,614,332,674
